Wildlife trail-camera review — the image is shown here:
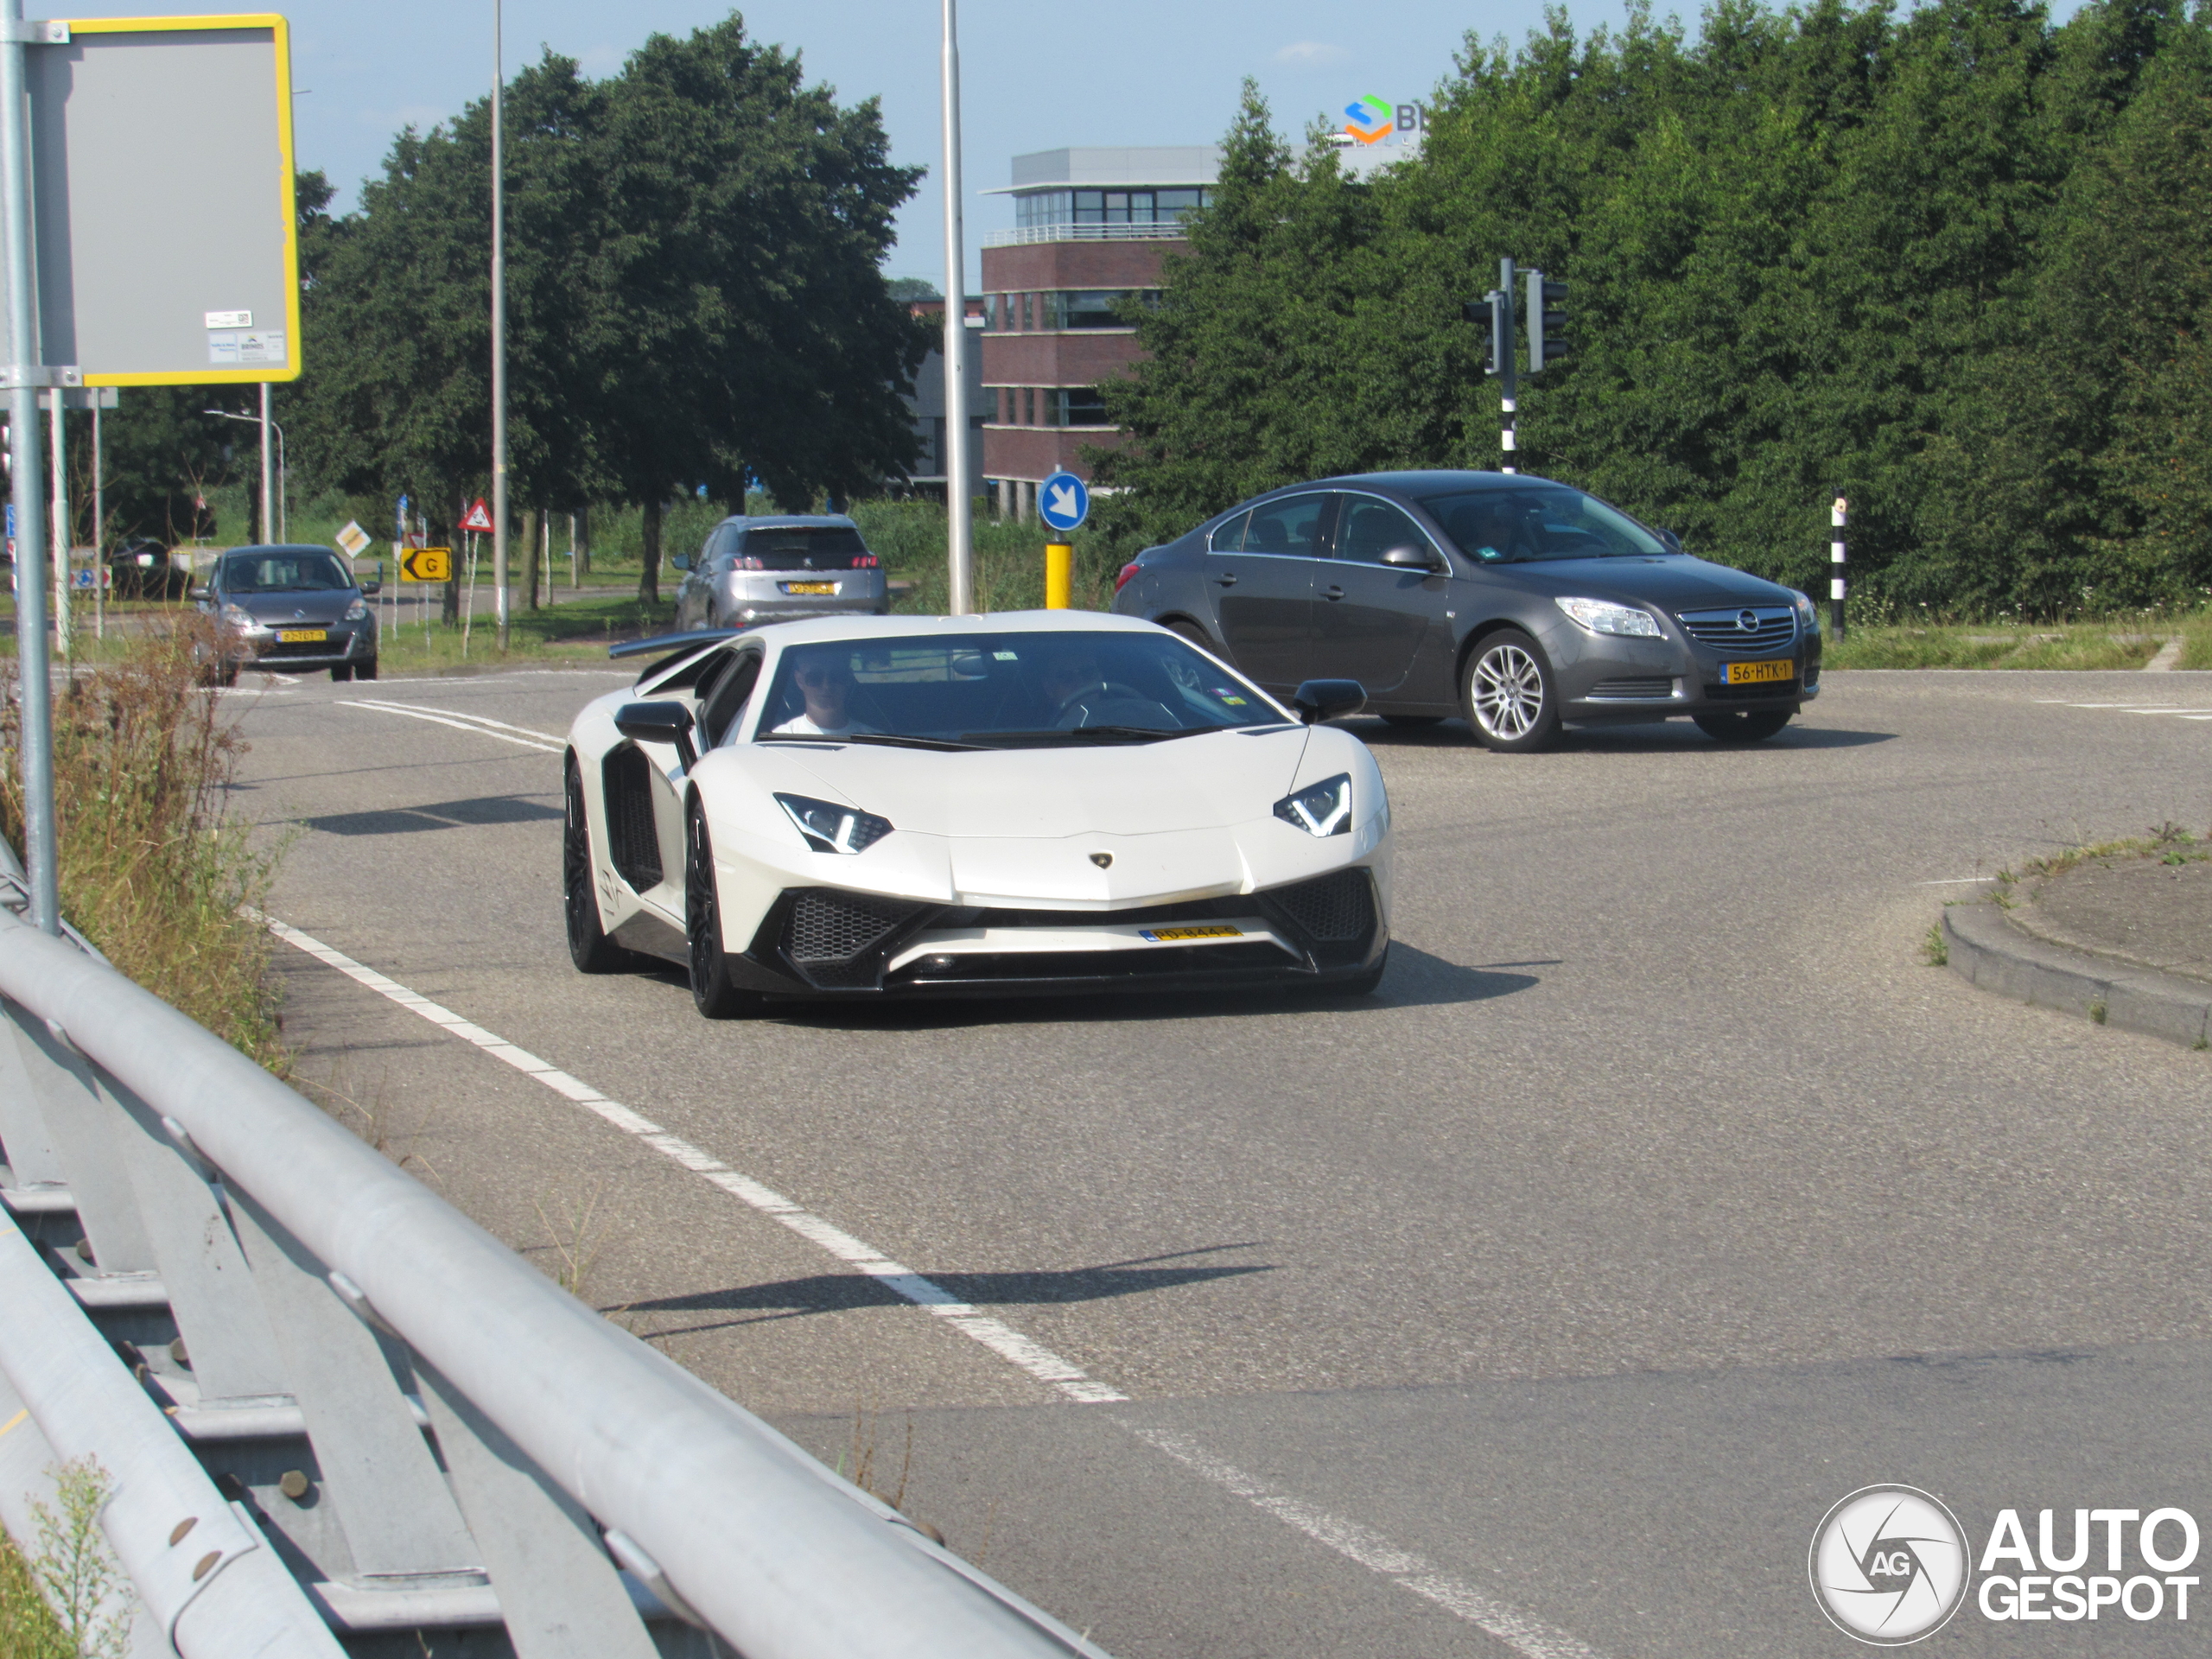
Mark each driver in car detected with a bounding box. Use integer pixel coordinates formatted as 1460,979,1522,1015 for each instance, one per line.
772,650,879,736
1035,642,1173,730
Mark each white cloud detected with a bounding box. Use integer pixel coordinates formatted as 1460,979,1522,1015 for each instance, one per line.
1273,41,1348,66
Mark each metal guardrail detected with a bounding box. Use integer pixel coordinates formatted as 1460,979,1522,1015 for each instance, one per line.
0,851,1113,1657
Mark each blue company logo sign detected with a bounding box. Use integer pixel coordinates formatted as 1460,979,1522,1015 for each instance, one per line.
1039,472,1089,533
1811,1487,2203,1644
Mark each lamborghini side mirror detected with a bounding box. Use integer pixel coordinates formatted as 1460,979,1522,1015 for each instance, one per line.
1291,679,1366,725
614,700,698,772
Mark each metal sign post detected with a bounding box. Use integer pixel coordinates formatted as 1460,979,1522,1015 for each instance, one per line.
491,0,509,650
3,0,56,932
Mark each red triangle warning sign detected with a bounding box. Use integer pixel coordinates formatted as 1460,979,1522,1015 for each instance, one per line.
460,497,494,533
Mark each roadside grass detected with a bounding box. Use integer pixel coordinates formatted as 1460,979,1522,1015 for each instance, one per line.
0,1526,68,1659
1993,821,2209,891
0,621,288,1070
1825,623,2169,671
0,1459,127,1659
363,594,677,677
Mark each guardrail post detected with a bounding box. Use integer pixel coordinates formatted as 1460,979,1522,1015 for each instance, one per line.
222,1187,486,1581
412,1354,664,1657
5,1004,157,1273
0,1001,66,1192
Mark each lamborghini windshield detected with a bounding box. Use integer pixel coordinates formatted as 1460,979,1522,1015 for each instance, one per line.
753,631,1281,746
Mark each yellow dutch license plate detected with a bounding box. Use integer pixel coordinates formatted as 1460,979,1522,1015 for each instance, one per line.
782,581,836,595
1139,925,1243,943
1722,658,1793,685
276,629,327,644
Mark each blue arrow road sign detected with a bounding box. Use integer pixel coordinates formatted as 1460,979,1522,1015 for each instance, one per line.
1039,471,1089,533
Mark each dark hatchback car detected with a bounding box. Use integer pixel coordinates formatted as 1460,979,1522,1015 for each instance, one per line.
1111,470,1821,751
193,544,380,683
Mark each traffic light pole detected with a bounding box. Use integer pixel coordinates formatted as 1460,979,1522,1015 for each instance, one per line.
1497,257,1517,475
2,0,56,934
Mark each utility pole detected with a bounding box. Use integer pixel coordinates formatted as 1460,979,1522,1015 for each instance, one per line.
2,0,57,932
490,0,509,648
939,0,974,614
48,391,65,657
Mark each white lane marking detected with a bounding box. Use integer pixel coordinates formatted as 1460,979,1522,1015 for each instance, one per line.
336,700,563,753
347,698,566,745
1128,1427,1606,1659
1914,878,1993,886
256,914,1126,1405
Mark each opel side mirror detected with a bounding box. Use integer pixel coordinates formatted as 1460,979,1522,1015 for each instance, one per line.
671,554,691,572
1380,544,1443,572
1291,678,1366,725
614,700,698,771
1657,529,1685,555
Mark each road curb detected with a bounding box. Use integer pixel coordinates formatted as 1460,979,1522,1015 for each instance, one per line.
1943,901,2212,1050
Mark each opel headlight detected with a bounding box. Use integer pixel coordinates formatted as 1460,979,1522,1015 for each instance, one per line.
1790,588,1820,633
219,603,264,633
345,595,369,621
1554,596,1662,638
1274,773,1352,836
776,792,893,855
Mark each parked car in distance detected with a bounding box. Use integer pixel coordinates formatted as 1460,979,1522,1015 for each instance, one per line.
110,537,189,599
1111,469,1821,752
670,514,889,632
192,544,380,683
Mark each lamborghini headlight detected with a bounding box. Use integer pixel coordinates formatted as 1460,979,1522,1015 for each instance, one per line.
1554,596,1662,638
1274,772,1352,836
776,792,893,855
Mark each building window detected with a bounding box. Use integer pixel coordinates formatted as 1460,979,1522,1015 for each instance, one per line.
1016,189,1073,229
1067,188,1209,226
982,294,1000,330
1022,292,1035,331
1022,387,1036,426
1044,388,1111,427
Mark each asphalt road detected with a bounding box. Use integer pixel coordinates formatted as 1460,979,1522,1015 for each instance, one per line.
228,664,2212,1657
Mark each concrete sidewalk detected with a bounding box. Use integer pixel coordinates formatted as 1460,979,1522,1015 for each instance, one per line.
1943,847,2212,1048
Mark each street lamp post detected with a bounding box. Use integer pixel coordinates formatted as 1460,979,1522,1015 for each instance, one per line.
205,407,286,541
491,0,508,648
940,0,973,615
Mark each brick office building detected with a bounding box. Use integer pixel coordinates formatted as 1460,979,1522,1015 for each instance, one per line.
978,146,1218,518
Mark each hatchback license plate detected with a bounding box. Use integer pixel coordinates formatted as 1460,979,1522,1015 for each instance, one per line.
1139,925,1243,943
276,629,327,643
1722,658,1792,685
782,581,836,595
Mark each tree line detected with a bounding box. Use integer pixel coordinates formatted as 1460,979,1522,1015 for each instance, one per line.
1092,0,2212,616
87,13,928,603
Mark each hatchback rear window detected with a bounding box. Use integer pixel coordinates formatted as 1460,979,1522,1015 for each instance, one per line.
738,526,870,569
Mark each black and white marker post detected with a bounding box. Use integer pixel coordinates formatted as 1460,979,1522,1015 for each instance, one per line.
1830,495,1847,641
1496,256,1518,474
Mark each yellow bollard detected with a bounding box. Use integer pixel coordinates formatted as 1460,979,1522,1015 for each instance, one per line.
1044,542,1073,609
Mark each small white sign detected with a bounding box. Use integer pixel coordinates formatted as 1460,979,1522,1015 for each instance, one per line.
335,520,372,558
207,328,285,366
204,309,251,328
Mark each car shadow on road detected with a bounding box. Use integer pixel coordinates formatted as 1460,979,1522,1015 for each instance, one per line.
764,943,1539,1034
615,1244,1276,1338
1345,716,1896,753
294,794,565,836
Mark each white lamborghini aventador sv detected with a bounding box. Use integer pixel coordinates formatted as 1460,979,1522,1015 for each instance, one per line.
563,613,1394,1016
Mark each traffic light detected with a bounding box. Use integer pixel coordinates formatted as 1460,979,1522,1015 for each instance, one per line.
1525,268,1568,373
1461,292,1505,377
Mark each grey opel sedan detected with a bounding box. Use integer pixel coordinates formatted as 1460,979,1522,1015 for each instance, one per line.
670,514,890,632
193,544,379,684
1109,470,1821,752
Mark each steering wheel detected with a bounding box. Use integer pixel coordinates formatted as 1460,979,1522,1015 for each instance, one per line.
1052,680,1150,728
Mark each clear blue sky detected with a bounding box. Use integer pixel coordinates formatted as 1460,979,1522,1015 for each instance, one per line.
68,0,2083,290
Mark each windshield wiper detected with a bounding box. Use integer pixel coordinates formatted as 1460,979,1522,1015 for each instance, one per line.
970,725,1210,747
758,731,983,753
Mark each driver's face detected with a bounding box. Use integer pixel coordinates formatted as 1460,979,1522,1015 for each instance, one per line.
792,657,851,720
1039,652,1101,702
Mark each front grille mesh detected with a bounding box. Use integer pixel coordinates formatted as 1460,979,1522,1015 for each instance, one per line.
785,890,924,987
261,638,346,658
1268,868,1375,944
1705,677,1798,701
1677,607,1796,655
1587,677,1674,700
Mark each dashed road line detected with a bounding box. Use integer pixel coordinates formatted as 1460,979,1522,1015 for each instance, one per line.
336,699,565,753
261,915,1613,1656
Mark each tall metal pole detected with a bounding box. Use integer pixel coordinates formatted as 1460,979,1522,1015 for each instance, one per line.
939,0,974,615
1,0,56,932
490,0,509,648
257,381,273,542
47,391,64,656
1497,256,1518,476
89,398,100,639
